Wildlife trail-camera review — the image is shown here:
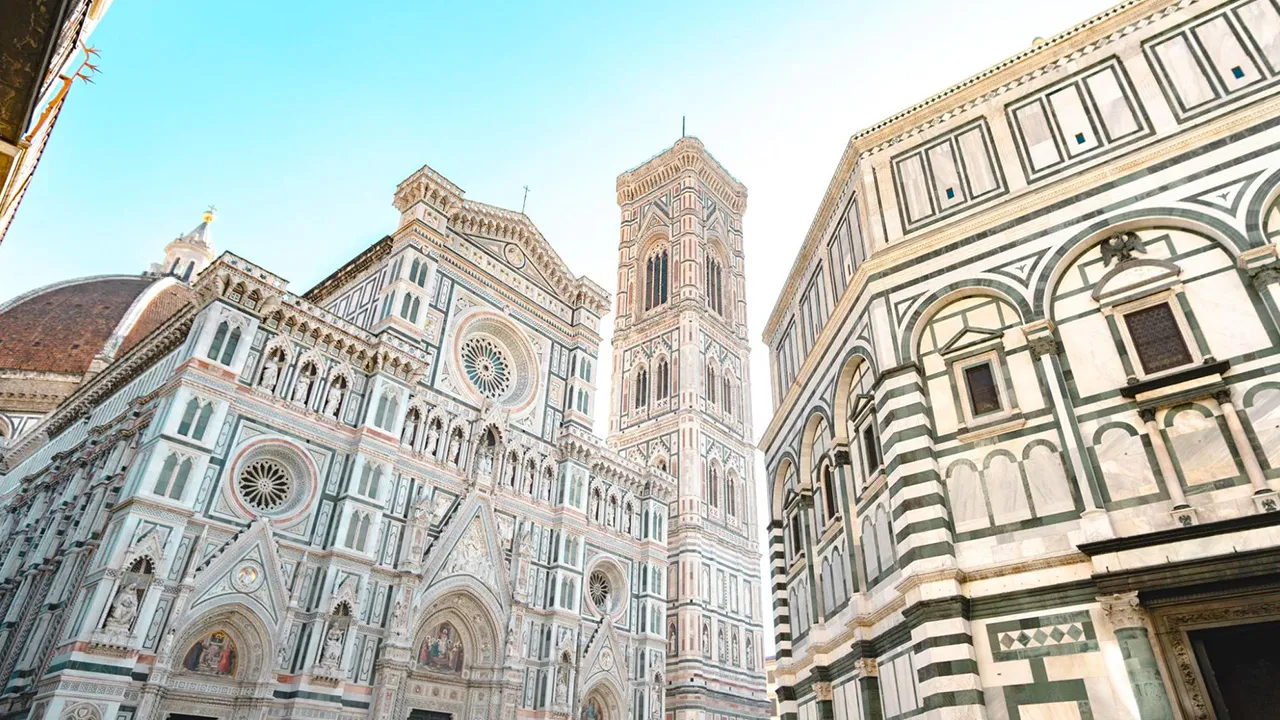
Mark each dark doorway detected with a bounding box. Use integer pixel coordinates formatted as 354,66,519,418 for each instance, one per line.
407,710,451,720
1190,619,1280,720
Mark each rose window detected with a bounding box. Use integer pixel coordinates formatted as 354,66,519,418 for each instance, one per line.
589,570,613,612
461,337,512,400
237,459,294,512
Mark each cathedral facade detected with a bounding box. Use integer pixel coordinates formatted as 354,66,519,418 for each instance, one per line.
762,1,1280,719
607,138,770,720
0,159,675,720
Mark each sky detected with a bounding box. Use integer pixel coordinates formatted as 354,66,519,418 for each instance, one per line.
0,0,1117,651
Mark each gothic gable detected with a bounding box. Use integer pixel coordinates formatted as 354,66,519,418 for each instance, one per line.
188,519,289,628
419,491,512,611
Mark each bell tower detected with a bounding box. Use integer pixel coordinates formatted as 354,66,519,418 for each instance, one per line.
608,137,769,719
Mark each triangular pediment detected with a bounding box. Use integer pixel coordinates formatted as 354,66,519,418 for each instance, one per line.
1182,172,1261,216
420,492,512,611
188,519,289,627
580,618,628,699
939,327,1003,355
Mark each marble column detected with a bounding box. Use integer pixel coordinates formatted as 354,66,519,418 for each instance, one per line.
1100,592,1175,720
1214,390,1274,497
1140,410,1190,510
855,658,883,720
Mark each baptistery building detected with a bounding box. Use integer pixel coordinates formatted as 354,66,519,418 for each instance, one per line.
763,1,1280,719
0,158,678,720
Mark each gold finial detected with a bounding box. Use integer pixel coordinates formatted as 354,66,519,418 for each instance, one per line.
203,204,217,223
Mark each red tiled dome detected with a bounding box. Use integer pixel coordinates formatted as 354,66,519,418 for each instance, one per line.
0,276,184,376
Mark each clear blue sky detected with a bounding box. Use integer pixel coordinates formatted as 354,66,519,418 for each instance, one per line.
0,0,1116,648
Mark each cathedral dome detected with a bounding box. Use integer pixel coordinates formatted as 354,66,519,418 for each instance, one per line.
0,275,185,376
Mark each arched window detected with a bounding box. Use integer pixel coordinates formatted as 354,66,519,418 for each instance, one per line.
706,365,717,405
644,249,670,311
820,460,838,522
207,322,228,361
183,261,195,281
193,402,214,440
634,366,649,410
722,376,732,414
208,321,242,366
400,294,412,318
708,465,720,508
410,296,421,323
656,358,670,400
409,258,420,284
706,255,724,315
726,475,737,518
154,454,192,501
177,398,200,436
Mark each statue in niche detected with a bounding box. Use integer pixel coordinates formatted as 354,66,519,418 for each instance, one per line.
104,580,140,631
588,491,600,522
320,627,344,669
555,669,570,704
476,443,495,477
447,430,463,467
505,456,518,487
259,359,280,391
606,496,618,528
524,463,536,495
324,383,344,418
292,371,312,404
425,420,441,457
622,505,633,535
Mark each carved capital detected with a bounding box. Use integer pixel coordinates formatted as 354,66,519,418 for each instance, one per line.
1100,591,1148,630
1213,389,1234,407
1027,335,1060,360
1139,408,1157,424
813,682,833,702
854,657,878,677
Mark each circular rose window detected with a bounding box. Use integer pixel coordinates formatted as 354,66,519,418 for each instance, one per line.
237,459,293,511
449,311,539,410
589,570,612,611
461,337,512,400
228,439,316,522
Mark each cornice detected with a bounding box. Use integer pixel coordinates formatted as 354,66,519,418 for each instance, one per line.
762,0,1191,339
617,136,747,215
302,236,393,305
759,64,1280,450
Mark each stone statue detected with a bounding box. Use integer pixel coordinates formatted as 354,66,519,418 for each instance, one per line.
447,431,462,466
104,581,140,631
554,669,569,704
293,373,312,404
321,627,344,668
260,360,279,391
477,444,494,476
324,384,343,418
622,507,633,535
589,492,600,521
523,464,536,495
391,599,406,631
426,422,441,456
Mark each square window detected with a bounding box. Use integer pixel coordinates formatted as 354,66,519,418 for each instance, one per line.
1232,65,1245,79
1123,303,1194,374
1074,132,1086,145
963,362,1003,417
944,187,956,200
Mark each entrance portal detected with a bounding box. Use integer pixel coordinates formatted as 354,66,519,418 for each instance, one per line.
1190,620,1280,720
408,710,451,720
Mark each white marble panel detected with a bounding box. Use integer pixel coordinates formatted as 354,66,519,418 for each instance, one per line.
946,462,989,532
928,376,959,435
986,454,1032,525
1096,426,1158,501
1007,352,1044,412
1245,386,1280,469
1167,408,1237,486
1185,271,1269,360
1059,315,1127,397
1154,35,1217,109
1025,445,1075,516
1019,701,1083,720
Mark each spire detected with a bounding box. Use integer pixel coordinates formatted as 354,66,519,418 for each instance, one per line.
152,207,217,282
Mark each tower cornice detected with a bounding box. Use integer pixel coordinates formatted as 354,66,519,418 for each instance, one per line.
616,137,747,214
